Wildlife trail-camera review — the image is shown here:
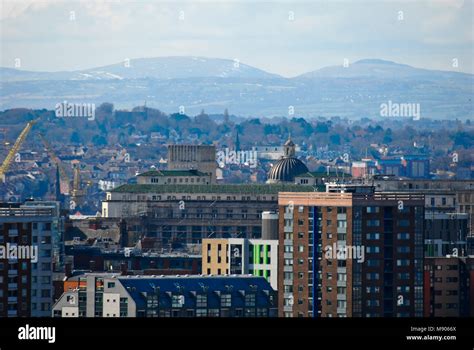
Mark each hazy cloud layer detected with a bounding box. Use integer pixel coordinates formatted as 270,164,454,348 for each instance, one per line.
1,0,472,76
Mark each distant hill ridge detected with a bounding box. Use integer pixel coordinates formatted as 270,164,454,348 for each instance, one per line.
0,57,472,119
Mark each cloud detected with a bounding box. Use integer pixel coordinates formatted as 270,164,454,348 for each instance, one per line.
0,0,472,75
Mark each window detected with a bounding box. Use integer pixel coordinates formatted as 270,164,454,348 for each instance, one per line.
396,259,410,267
208,309,220,317
366,233,380,240
397,273,410,280
397,233,410,240
366,286,380,293
196,309,207,317
107,282,115,289
367,220,380,227
366,246,380,253
172,295,184,308
366,260,379,267
337,300,347,309
221,294,231,308
366,273,379,280
366,206,379,213
337,273,347,282
245,293,256,307
256,308,268,317
366,300,380,307
397,220,410,227
337,233,346,241
396,286,410,293
337,220,347,228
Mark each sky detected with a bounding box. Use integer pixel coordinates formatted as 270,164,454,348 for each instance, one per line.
0,0,473,77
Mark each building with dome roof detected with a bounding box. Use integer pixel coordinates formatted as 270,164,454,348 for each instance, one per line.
266,137,309,184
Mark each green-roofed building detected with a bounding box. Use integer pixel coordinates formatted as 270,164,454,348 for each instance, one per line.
101,181,320,246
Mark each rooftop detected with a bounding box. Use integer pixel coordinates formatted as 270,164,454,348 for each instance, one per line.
118,275,275,309
299,171,352,178
110,183,320,194
137,169,208,177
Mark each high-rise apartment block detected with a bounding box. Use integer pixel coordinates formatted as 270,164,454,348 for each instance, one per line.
278,191,425,318
424,257,474,317
0,202,60,317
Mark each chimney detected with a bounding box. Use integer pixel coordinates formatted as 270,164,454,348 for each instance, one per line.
261,211,279,240
119,219,128,248
65,263,72,278
120,262,128,276
89,260,96,272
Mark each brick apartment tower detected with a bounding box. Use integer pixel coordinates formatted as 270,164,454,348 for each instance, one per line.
278,192,424,317
424,257,474,317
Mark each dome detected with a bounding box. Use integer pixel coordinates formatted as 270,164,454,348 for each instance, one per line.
267,157,309,183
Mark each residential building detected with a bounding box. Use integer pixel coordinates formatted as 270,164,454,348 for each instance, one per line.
0,202,59,317
52,274,277,317
278,190,425,318
202,238,278,290
424,257,474,317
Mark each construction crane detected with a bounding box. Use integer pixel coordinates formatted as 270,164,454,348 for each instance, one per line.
0,119,38,183
39,133,71,194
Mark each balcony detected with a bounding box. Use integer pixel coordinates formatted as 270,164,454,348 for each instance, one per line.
337,280,347,287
